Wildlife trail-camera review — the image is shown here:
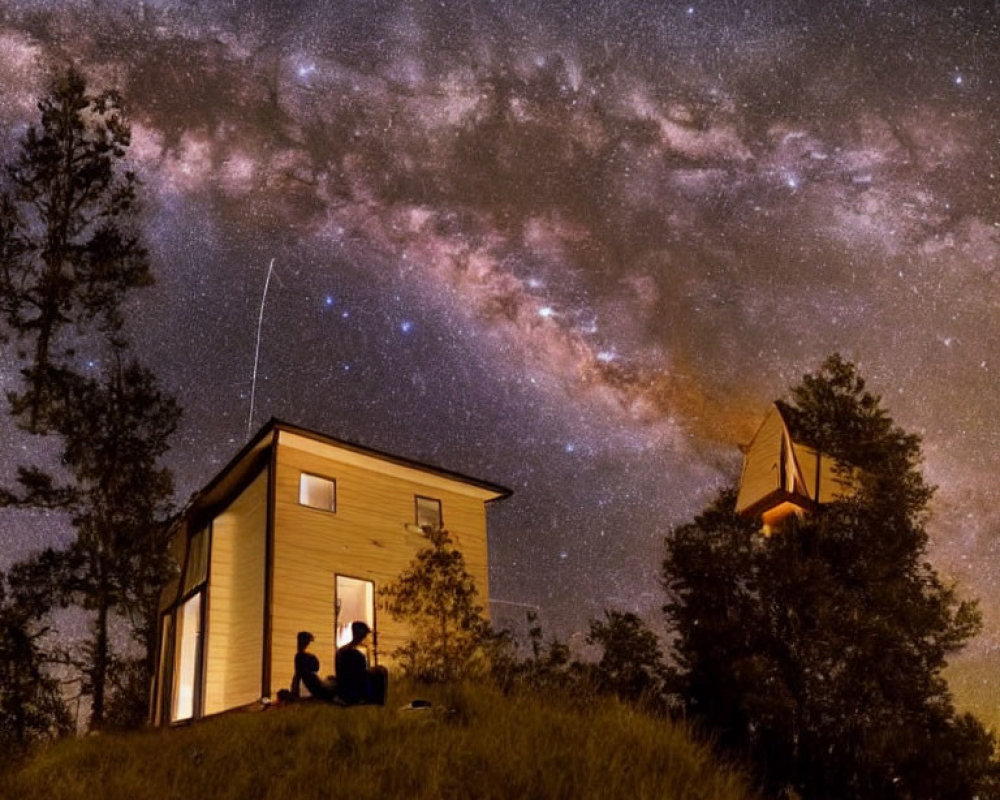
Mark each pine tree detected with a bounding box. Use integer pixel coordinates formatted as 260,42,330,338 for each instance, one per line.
1,351,180,729
0,67,179,733
0,66,151,431
662,355,997,799
381,526,492,682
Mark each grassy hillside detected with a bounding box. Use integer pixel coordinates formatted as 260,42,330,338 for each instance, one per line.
3,682,758,800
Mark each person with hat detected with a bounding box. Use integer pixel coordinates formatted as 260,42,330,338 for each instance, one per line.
335,621,388,705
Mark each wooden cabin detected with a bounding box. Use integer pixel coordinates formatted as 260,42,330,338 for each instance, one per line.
150,419,510,725
735,403,854,533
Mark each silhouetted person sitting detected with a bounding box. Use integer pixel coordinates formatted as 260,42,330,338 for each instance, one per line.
335,621,388,705
291,630,338,702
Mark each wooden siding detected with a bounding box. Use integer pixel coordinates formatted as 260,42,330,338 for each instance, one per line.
203,469,268,715
267,431,491,694
735,406,787,515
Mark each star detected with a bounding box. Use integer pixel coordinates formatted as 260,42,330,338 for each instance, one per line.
0,0,998,732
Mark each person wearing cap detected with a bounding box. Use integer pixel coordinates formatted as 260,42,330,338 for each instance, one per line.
334,621,387,705
291,630,337,702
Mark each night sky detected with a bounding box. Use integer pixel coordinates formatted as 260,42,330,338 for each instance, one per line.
1,1,999,723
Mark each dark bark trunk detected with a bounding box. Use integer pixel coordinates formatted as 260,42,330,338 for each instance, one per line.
27,311,54,432
90,595,109,730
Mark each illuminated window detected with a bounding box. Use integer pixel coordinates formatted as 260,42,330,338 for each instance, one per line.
415,495,442,529
299,473,336,511
171,591,202,722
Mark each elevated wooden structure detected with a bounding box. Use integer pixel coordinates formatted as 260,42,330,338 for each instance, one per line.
735,403,854,533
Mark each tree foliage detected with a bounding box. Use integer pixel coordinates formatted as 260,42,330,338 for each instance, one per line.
662,355,997,799
0,68,179,733
488,608,577,694
0,66,151,431
382,526,492,682
3,354,180,729
523,607,573,682
585,610,668,707
0,570,72,761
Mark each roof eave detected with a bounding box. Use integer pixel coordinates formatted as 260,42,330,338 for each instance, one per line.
269,418,513,501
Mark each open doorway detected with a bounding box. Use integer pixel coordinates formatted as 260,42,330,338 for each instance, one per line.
335,575,376,663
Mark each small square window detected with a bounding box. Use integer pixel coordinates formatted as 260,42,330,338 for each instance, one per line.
415,495,442,529
300,473,336,512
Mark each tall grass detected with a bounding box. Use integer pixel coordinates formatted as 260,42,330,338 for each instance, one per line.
2,681,758,800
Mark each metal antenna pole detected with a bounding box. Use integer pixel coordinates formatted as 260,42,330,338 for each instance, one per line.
247,258,275,439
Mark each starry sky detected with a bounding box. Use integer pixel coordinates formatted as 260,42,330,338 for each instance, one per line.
1,0,999,722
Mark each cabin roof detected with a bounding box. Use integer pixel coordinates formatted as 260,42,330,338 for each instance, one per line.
180,417,512,526
772,399,813,446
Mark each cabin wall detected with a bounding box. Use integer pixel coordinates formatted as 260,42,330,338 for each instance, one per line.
267,434,490,694
203,469,268,715
735,408,786,514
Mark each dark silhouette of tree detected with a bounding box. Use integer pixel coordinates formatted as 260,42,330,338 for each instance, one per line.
492,608,576,693
0,66,151,431
0,568,72,760
663,355,998,799
0,68,179,733
585,610,668,707
524,607,572,678
102,656,155,731
2,353,180,730
382,526,492,682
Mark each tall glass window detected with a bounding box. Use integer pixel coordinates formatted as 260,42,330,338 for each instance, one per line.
154,614,173,726
171,591,202,721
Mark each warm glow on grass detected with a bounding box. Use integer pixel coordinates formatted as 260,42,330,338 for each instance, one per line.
2,681,758,800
